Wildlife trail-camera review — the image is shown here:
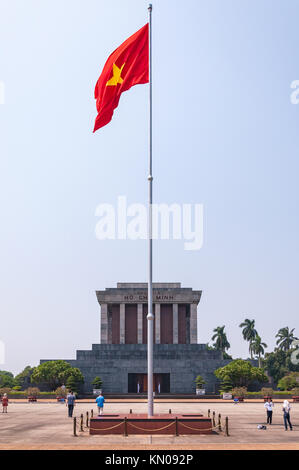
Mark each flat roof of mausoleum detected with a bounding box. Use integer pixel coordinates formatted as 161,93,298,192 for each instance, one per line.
116,283,181,288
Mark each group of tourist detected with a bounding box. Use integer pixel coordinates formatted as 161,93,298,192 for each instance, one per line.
57,394,297,431
65,390,105,418
264,399,293,431
0,390,106,418
0,392,294,431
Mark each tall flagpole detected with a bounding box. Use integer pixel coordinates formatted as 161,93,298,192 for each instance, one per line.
147,3,154,417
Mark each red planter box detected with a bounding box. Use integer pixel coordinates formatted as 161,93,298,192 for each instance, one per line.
263,396,272,402
234,396,244,402
292,396,299,403
28,396,37,402
90,414,213,436
56,396,65,402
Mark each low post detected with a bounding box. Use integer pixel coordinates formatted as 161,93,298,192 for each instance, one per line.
124,417,128,437
91,409,93,418
169,409,171,414
208,409,210,417
86,411,89,428
212,411,216,428
218,413,222,432
225,416,229,436
73,417,77,436
130,409,132,414
175,417,179,437
80,413,84,432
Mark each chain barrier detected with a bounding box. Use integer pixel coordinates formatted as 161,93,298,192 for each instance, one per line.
127,420,176,432
179,420,220,432
89,421,125,432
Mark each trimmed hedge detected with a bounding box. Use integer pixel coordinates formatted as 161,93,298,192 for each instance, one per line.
246,391,293,395
1,391,57,398
245,391,294,398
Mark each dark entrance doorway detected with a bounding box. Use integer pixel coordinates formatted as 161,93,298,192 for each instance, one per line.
128,373,170,393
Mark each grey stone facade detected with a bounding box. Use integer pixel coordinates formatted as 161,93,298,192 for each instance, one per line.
58,344,230,394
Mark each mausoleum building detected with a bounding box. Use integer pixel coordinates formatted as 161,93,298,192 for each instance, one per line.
42,283,230,394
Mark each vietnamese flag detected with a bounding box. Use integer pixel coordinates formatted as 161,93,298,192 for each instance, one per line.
93,23,149,132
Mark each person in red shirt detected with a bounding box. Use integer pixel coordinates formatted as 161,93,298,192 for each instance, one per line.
2,393,8,413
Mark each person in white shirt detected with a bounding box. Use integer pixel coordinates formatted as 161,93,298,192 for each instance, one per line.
282,400,293,431
264,400,274,424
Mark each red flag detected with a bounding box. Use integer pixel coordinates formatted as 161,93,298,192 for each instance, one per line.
93,23,149,132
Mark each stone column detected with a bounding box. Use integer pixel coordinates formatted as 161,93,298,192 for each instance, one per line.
190,303,197,344
107,305,112,344
155,303,160,344
173,303,178,344
120,303,125,344
137,303,143,344
100,303,108,344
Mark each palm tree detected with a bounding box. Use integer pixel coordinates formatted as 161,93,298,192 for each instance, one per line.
239,319,258,359
211,326,230,360
276,327,298,352
250,335,267,367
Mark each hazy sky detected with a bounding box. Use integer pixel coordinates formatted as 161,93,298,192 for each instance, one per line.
0,0,298,375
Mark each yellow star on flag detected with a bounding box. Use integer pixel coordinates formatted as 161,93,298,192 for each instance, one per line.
106,63,125,86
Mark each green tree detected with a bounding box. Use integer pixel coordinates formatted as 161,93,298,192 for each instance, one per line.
66,375,83,394
0,371,15,388
0,387,12,395
220,374,233,393
55,386,67,397
264,349,289,384
214,359,268,388
275,327,298,352
231,386,247,398
260,387,274,396
26,387,40,397
92,376,103,389
239,319,258,359
31,361,84,391
15,366,35,390
277,372,299,391
211,326,230,359
194,375,206,388
250,335,267,367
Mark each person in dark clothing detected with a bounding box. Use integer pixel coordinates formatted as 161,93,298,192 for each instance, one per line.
282,400,293,431
66,391,76,417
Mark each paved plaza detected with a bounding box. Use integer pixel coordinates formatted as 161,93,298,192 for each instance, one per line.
0,400,298,450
